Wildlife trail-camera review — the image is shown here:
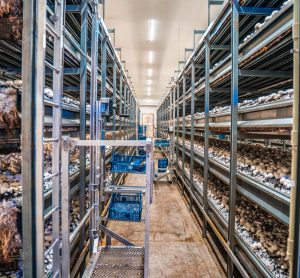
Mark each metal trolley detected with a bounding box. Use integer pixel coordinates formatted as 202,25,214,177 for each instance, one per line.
61,138,153,278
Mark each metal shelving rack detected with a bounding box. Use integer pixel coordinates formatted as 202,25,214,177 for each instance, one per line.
0,0,140,277
157,0,299,277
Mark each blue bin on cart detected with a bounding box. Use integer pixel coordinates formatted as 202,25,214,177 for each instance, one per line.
108,193,142,222
158,158,168,173
155,139,170,147
111,153,146,173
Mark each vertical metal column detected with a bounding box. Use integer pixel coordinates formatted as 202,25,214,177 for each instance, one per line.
172,89,176,163
129,93,132,138
144,142,153,278
189,60,195,211
51,0,65,275
119,74,123,139
79,0,88,265
290,0,300,276
22,1,46,276
182,75,186,194
124,85,127,139
61,144,71,278
157,108,160,138
176,85,180,171
100,24,107,200
228,1,239,277
89,4,99,253
112,55,117,185
203,37,210,237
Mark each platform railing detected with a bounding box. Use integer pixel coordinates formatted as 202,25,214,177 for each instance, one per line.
61,138,153,278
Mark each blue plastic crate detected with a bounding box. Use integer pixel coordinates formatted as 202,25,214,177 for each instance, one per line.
158,158,168,168
155,139,170,147
108,193,142,222
111,154,146,173
138,125,146,134
158,158,168,173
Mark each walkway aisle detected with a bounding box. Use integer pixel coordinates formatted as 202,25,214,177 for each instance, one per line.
108,173,225,278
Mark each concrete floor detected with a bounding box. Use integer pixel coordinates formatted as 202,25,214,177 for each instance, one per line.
108,173,225,278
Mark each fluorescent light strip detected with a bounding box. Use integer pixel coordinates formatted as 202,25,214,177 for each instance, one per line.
148,68,153,77
149,19,156,41
149,51,154,63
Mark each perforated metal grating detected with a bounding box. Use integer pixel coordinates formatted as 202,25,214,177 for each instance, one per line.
91,247,145,278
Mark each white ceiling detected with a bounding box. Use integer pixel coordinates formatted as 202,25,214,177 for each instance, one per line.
105,0,222,106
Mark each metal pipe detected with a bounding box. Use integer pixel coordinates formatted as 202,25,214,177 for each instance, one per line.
70,208,94,244
89,3,99,257
189,59,195,211
176,86,180,170
203,37,210,237
112,53,117,184
228,1,239,276
22,1,46,276
289,0,299,276
79,0,88,270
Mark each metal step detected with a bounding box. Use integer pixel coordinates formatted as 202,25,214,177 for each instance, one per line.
91,247,144,278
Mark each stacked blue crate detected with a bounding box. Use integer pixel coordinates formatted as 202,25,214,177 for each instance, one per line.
158,158,168,173
138,125,147,140
108,193,142,222
111,153,146,173
154,139,170,147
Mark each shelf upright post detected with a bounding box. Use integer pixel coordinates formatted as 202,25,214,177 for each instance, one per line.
166,99,168,137
130,92,132,138
119,74,123,139
182,75,186,194
169,92,172,155
100,21,108,199
172,88,176,163
88,2,100,254
290,0,300,276
176,85,180,171
157,108,160,138
112,53,117,185
162,102,164,136
189,58,196,211
164,100,166,137
22,1,46,276
203,35,211,237
164,100,165,136
124,84,127,140
51,0,65,275
79,0,88,264
127,89,130,141
228,1,239,277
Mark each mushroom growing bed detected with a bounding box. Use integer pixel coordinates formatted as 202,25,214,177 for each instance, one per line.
178,137,292,196
176,156,289,277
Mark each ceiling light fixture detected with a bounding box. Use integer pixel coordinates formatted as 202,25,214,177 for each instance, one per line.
147,80,152,85
148,68,153,77
148,19,156,42
149,51,154,64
